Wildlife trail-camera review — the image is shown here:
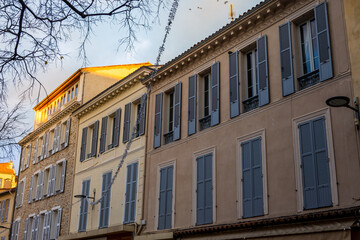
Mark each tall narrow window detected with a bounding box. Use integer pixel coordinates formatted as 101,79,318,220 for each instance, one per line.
67,91,70,102
158,165,173,230
79,180,90,232
75,84,78,96
99,172,112,228
199,73,211,131
243,49,259,112
300,19,319,75
124,162,138,224
168,92,174,133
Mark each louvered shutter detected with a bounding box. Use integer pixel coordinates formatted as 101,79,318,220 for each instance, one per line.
42,212,48,240
51,165,56,195
28,176,34,203
41,136,45,161
91,121,99,157
100,172,111,228
210,62,220,126
229,51,240,118
173,82,182,141
188,75,197,135
124,162,138,223
20,181,24,206
154,93,163,148
1,200,5,222
64,118,71,148
47,168,53,197
43,132,49,159
0,201,3,222
52,128,57,154
80,127,87,162
20,149,25,171
24,218,29,240
158,166,173,230
36,173,41,200
31,216,36,239
59,161,66,193
113,108,121,147
26,144,31,167
79,180,90,232
33,139,38,164
123,104,131,143
138,94,147,136
99,116,108,154
257,35,269,106
315,2,333,81
56,125,61,152
279,22,294,96
56,208,62,239
35,215,39,240
39,171,44,200
5,199,9,221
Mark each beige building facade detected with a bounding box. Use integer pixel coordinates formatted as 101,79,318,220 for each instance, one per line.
141,0,360,239
64,65,153,239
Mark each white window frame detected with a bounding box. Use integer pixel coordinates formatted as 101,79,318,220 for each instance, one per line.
292,107,338,212
192,146,216,225
155,159,176,230
236,129,268,219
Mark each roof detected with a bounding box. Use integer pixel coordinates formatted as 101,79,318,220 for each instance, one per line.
0,162,16,175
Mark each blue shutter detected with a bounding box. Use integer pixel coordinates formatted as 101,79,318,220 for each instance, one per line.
279,22,294,96
173,82,182,141
315,2,333,81
211,62,220,126
113,108,121,147
299,117,332,210
100,172,111,228
229,51,240,118
257,36,269,106
80,127,87,162
123,104,131,143
188,75,197,135
158,165,173,230
91,121,99,157
124,162,138,224
139,94,147,136
78,180,90,232
154,93,163,148
242,137,263,218
99,116,108,154
196,153,213,225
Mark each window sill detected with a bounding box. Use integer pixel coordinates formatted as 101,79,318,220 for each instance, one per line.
199,115,211,131
164,131,174,145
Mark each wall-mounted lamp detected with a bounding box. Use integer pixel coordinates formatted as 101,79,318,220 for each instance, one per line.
74,188,96,202
326,96,359,127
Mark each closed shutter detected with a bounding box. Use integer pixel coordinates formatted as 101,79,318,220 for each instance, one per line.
229,51,240,118
100,172,112,228
257,35,269,106
20,181,24,206
188,75,197,135
124,162,138,223
33,139,38,164
80,127,87,162
173,82,182,141
64,118,71,148
31,216,36,239
28,175,34,203
35,215,39,240
91,120,99,157
211,62,220,126
79,180,90,232
24,218,29,240
158,165,173,230
138,94,147,136
299,117,332,209
113,108,121,147
154,93,163,148
56,208,62,239
99,116,108,154
242,137,264,218
123,104,131,143
279,22,294,96
196,154,213,225
60,160,67,193
42,212,48,240
315,2,333,81
1,200,5,222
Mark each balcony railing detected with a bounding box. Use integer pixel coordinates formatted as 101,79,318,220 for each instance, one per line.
298,69,320,91
164,131,174,145
243,95,259,113
199,115,211,131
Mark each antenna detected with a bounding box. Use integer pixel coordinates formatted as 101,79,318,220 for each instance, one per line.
229,4,235,21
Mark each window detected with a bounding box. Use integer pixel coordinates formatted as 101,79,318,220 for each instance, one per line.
75,84,78,96
78,180,90,232
37,213,45,240
99,172,112,228
71,87,74,100
37,136,43,162
45,165,56,197
0,199,9,222
48,129,55,156
123,103,131,143
99,109,120,153
163,89,175,144
124,162,138,224
3,179,11,189
199,72,212,130
80,121,99,161
300,19,319,75
50,208,62,240
0,179,2,188
11,219,20,240
15,179,25,208
60,118,71,149
55,160,66,193
43,167,51,198
28,171,44,202
158,165,174,230
42,210,52,239
67,91,70,102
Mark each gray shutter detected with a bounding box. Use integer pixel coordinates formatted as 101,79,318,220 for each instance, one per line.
210,62,220,126
91,121,99,157
279,22,294,96
42,212,48,240
41,136,45,161
56,125,61,152
56,208,62,239
100,172,111,228
0,201,3,222
99,116,108,154
5,199,9,221
26,144,31,167
196,154,213,225
33,139,38,164
28,176,34,203
24,218,29,240
188,75,197,135
79,180,90,232
138,94,147,136
113,108,121,147
229,51,240,118
43,132,49,159
158,166,173,230
60,160,66,193
315,2,333,81
154,93,163,148
36,173,41,200
124,162,138,224
47,168,53,197
173,82,182,141
64,118,71,148
39,171,44,200
20,181,24,206
51,165,56,195
80,127,87,162
52,128,57,154
35,215,39,240
257,35,270,106
123,104,131,143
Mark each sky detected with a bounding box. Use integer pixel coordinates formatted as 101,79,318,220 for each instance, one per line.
8,0,262,172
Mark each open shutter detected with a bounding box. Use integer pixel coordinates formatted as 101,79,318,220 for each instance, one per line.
123,104,131,143
315,2,332,81
188,75,197,135
279,22,294,96
41,136,45,161
51,165,56,195
60,161,66,193
138,94,147,136
173,82,182,141
99,116,108,154
154,93,163,148
113,108,121,147
33,139,38,164
44,132,49,159
229,51,240,118
79,180,90,232
100,172,111,228
64,118,71,148
80,127,87,162
91,121,99,157
0,201,3,222
35,173,41,200
47,167,53,197
211,62,220,126
39,171,44,199
124,162,138,223
26,144,31,167
56,125,61,152
28,176,34,203
158,166,173,230
56,208,62,239
5,199,9,221
53,128,57,154
24,218,29,240
257,35,269,106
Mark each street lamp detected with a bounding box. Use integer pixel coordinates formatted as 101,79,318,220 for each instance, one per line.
326,96,359,127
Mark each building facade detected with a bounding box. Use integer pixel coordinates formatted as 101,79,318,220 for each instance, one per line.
64,65,153,239
13,63,149,240
141,0,360,239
